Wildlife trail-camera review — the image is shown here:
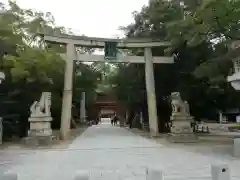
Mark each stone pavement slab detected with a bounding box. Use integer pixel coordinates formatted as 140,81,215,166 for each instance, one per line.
2,124,240,180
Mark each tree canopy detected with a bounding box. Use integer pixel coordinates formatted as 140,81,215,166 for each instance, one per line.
0,1,100,138
109,0,240,132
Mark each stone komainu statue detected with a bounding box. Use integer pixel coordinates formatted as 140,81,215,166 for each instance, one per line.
170,92,190,115
30,92,51,117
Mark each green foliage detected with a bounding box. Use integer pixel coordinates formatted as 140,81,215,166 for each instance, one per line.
0,1,100,134
108,63,145,107
109,0,240,132
4,48,64,83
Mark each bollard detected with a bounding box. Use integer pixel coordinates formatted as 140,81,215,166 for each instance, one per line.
0,172,17,180
233,138,240,157
74,171,89,180
211,164,230,180
146,168,163,180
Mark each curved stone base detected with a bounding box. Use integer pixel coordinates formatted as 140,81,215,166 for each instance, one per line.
167,133,198,143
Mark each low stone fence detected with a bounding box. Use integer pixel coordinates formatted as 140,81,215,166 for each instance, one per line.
0,164,230,180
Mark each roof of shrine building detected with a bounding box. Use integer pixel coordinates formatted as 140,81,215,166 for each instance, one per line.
93,92,118,105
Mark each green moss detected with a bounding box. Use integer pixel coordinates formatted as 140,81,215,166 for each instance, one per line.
229,125,240,129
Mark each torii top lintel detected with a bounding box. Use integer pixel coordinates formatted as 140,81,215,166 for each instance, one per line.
38,33,171,48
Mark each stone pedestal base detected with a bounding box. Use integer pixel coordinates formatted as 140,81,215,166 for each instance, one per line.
167,133,198,143
28,115,52,136
171,114,193,123
24,115,54,146
170,119,193,133
168,115,197,143
149,129,159,137
23,135,55,146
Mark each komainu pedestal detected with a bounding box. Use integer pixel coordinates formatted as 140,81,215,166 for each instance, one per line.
24,92,54,146
167,92,198,143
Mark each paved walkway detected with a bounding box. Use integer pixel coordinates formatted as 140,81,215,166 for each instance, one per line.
3,124,240,180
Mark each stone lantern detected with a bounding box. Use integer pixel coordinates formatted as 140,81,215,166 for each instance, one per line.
227,57,240,90
227,40,240,90
226,40,240,157
0,71,5,84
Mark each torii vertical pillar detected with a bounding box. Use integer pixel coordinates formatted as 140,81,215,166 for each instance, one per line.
80,91,86,122
144,47,159,136
60,43,75,140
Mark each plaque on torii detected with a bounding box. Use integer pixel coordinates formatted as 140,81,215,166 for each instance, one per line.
104,42,118,60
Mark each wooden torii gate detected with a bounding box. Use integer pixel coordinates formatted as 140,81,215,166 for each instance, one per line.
40,33,173,139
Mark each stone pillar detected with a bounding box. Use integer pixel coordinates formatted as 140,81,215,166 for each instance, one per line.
211,164,230,180
125,111,128,121
219,111,223,124
146,168,163,180
140,112,144,129
80,91,86,122
74,171,89,180
0,117,2,145
144,47,158,136
60,43,75,140
233,138,240,157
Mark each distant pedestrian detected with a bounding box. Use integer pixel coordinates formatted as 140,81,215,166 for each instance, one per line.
113,115,118,126
129,121,132,129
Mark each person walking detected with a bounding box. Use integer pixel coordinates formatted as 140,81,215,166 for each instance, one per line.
111,117,114,126
115,115,119,126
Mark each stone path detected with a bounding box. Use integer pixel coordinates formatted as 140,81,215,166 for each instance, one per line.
3,124,240,180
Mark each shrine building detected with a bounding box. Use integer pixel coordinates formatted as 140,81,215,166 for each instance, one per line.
87,92,126,120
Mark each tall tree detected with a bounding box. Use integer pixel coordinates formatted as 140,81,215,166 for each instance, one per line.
110,0,240,132
0,1,100,137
